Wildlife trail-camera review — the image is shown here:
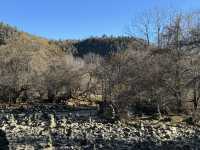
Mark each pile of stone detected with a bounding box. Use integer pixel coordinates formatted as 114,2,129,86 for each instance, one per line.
0,105,200,149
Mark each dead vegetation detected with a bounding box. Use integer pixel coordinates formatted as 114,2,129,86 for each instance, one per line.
0,11,200,122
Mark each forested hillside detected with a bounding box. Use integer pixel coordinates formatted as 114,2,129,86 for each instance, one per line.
1,10,200,122
0,23,144,105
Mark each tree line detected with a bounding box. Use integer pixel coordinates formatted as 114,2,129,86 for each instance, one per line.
0,10,200,120
95,10,200,119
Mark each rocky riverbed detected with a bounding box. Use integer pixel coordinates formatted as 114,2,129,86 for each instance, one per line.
0,104,200,150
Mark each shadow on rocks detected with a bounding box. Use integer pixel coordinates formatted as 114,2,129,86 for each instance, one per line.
0,129,9,150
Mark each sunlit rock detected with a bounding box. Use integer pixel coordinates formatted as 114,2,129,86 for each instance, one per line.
49,114,56,128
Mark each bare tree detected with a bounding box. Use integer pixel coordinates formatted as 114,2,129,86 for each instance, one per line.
0,48,31,103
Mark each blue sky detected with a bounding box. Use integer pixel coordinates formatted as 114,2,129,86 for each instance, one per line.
0,0,200,40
